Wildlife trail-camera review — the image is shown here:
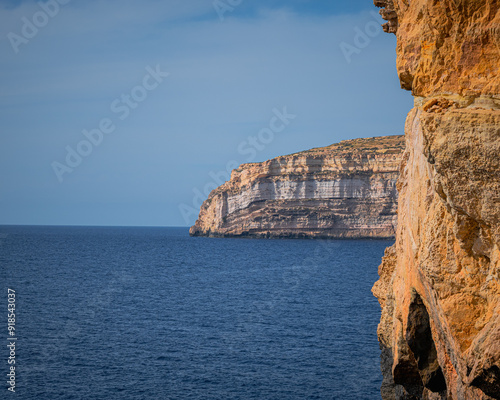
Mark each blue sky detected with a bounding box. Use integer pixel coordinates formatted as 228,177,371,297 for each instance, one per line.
0,0,413,227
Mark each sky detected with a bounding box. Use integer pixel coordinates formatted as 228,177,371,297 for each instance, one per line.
0,0,413,227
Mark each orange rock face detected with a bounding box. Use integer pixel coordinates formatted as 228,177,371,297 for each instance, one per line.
373,1,500,399
379,0,500,97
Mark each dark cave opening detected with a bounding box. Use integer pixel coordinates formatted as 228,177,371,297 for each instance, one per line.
406,291,447,394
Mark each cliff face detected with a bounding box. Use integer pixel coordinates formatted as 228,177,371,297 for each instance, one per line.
190,135,404,239
373,1,500,399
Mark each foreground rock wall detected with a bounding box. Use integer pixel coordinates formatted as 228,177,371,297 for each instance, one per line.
190,136,404,239
373,1,500,399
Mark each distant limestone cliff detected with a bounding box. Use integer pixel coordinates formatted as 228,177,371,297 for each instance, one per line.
190,135,404,239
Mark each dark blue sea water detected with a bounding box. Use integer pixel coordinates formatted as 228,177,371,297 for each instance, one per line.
1,226,390,400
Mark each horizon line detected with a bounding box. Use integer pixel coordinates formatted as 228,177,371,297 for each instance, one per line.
0,224,191,228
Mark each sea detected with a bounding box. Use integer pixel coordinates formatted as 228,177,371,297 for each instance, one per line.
1,226,391,400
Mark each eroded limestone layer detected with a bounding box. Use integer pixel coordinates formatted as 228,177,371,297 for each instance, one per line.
373,1,500,399
190,136,404,239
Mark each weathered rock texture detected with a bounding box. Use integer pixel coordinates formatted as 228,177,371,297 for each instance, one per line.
373,1,500,399
190,135,404,239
